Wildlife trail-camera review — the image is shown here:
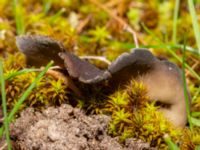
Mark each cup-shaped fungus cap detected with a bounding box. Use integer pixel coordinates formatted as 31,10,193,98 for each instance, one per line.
16,35,65,67
59,52,111,84
108,48,188,127
16,35,189,127
107,49,157,87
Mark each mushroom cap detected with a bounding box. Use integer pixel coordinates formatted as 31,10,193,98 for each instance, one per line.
59,52,111,84
136,57,187,127
107,48,188,127
107,49,157,87
16,35,111,84
108,49,157,74
16,35,65,67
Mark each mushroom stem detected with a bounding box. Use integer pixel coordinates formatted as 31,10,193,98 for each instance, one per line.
45,69,83,98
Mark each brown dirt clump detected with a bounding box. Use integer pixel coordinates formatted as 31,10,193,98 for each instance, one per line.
10,104,155,150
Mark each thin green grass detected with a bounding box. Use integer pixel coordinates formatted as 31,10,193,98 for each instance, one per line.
49,8,66,25
7,61,53,122
143,44,199,55
5,68,41,81
0,61,12,150
188,0,200,55
182,36,200,128
43,0,52,14
13,0,25,35
192,87,200,102
164,135,180,150
191,112,200,118
163,3,198,148
191,117,200,127
172,0,180,44
0,61,53,137
142,24,200,81
182,37,193,129
196,145,200,150
81,35,199,54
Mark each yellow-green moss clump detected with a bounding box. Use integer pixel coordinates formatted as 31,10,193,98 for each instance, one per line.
2,53,69,112
180,128,200,150
104,80,200,149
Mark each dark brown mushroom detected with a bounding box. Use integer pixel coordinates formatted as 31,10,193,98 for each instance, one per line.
16,35,82,96
16,35,190,127
59,52,111,84
108,49,188,127
107,49,156,88
16,35,65,67
138,61,187,127
16,35,111,84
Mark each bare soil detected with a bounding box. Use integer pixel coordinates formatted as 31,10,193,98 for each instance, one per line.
8,104,155,150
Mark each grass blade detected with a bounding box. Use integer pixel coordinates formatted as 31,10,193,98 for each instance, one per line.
49,8,66,25
142,44,199,55
0,61,53,137
5,68,41,81
172,0,180,44
142,24,200,81
164,134,180,150
182,36,193,129
0,61,12,150
191,112,200,118
192,87,200,102
188,0,200,55
13,0,25,35
43,0,52,14
196,145,200,150
191,117,200,127
7,61,53,122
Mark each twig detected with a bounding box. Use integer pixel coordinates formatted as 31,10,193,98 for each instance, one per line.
88,0,142,48
105,0,123,8
0,118,4,123
185,55,199,77
34,66,83,97
45,69,83,98
48,66,62,70
0,142,7,150
80,56,111,65
129,2,143,9
77,15,92,34
185,60,199,77
125,26,139,48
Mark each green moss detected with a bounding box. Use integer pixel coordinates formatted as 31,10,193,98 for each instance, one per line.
105,80,183,148
2,53,69,112
5,71,69,110
3,53,26,71
180,128,200,150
